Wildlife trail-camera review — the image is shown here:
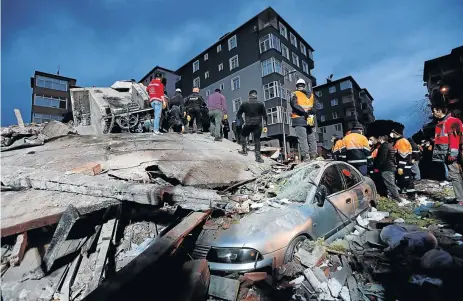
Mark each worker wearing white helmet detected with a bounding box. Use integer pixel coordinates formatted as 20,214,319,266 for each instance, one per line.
290,78,318,162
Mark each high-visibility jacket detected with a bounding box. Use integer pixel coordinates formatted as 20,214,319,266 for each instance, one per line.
332,139,345,160
432,114,463,162
340,132,371,166
371,144,380,159
393,137,412,170
290,90,315,127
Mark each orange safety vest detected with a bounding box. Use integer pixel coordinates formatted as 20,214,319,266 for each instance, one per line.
291,91,314,118
372,145,380,159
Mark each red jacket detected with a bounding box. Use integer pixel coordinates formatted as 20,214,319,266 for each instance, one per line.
146,79,164,102
433,114,463,162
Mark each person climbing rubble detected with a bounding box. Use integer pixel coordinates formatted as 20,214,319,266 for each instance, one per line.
290,78,317,162
340,124,372,176
432,102,463,204
184,87,206,134
146,71,165,135
236,90,267,163
390,125,416,200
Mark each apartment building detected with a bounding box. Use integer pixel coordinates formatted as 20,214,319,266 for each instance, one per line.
314,76,374,149
173,7,316,148
30,71,77,123
139,65,181,97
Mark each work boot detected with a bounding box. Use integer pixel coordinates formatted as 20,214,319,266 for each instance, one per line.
255,152,264,163
214,137,222,141
238,143,248,156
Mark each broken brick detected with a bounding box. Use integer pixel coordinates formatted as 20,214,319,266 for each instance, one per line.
179,259,210,301
71,162,102,176
243,272,267,283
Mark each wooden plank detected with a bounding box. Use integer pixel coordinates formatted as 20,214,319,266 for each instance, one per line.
82,211,209,301
14,109,25,128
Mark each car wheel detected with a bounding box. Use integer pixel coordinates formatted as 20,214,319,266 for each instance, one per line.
283,235,308,264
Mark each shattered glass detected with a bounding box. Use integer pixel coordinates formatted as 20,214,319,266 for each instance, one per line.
274,163,322,202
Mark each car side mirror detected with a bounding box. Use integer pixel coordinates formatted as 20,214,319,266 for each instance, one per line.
315,185,327,207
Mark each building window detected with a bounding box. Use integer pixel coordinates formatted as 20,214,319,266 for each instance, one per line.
319,127,326,134
281,44,290,60
302,61,309,74
229,55,239,70
204,53,208,61
34,95,67,109
331,99,338,106
279,22,288,39
292,53,299,67
232,98,242,112
315,91,322,97
283,66,293,82
346,108,355,116
220,83,225,91
329,86,336,93
308,50,313,60
259,34,281,53
332,112,339,119
205,71,210,79
267,107,279,125
231,76,240,91
300,43,307,56
290,32,297,47
340,80,353,90
228,35,237,50
335,124,342,131
320,115,326,122
318,102,323,109
193,77,200,88
342,95,354,103
32,113,63,123
218,63,223,71
193,60,199,73
263,81,282,101
206,90,211,97
217,44,222,52
261,57,282,77
36,76,68,91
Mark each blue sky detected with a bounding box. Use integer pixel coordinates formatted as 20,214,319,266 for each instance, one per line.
2,0,462,136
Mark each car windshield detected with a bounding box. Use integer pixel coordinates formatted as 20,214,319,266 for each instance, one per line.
274,163,322,202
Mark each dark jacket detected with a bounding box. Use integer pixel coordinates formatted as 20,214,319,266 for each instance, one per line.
222,119,230,132
169,92,184,113
408,138,421,161
184,93,205,110
290,89,317,127
236,97,267,126
374,141,396,172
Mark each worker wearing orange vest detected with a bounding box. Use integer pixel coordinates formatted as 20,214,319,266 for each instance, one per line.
331,135,344,160
390,127,415,200
340,124,372,176
290,79,317,162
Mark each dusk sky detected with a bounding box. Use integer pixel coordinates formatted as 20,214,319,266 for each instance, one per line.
2,0,462,136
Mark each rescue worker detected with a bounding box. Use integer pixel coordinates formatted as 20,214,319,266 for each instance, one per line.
432,103,463,204
169,88,185,112
340,124,371,176
207,89,228,141
374,135,401,202
221,116,230,140
390,127,415,200
408,138,422,181
368,136,381,175
168,88,185,134
184,87,206,134
331,135,344,160
236,90,267,163
290,79,317,162
146,72,165,135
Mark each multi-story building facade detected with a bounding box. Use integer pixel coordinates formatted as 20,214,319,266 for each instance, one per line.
30,71,77,123
314,76,374,149
139,65,181,98
423,46,463,120
173,7,316,149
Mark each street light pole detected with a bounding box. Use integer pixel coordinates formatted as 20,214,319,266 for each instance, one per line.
280,70,297,160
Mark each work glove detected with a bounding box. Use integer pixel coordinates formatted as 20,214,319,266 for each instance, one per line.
306,115,315,127
262,127,268,133
187,115,191,122
411,159,416,164
398,168,404,176
447,155,457,163
183,112,186,117
224,114,228,120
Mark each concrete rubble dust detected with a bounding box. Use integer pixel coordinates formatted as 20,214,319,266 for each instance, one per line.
2,118,463,301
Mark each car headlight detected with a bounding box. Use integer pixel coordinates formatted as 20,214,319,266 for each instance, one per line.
206,248,262,264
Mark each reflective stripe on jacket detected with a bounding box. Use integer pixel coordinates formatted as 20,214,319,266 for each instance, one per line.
433,114,463,162
332,139,345,160
394,137,412,169
340,132,371,165
290,90,315,127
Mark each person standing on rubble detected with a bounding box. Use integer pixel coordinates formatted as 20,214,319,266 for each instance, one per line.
340,124,372,176
221,115,230,140
168,88,185,133
207,89,228,141
236,90,267,163
184,87,206,134
373,135,401,201
408,137,422,181
146,72,165,135
431,103,463,204
290,79,318,162
390,127,416,200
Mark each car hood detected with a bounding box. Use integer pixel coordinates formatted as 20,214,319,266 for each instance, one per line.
196,203,314,254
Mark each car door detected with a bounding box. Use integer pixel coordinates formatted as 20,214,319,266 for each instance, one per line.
338,163,369,216
310,164,352,238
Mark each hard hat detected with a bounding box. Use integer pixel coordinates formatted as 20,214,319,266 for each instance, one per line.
193,87,200,93
176,88,182,93
296,78,306,86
